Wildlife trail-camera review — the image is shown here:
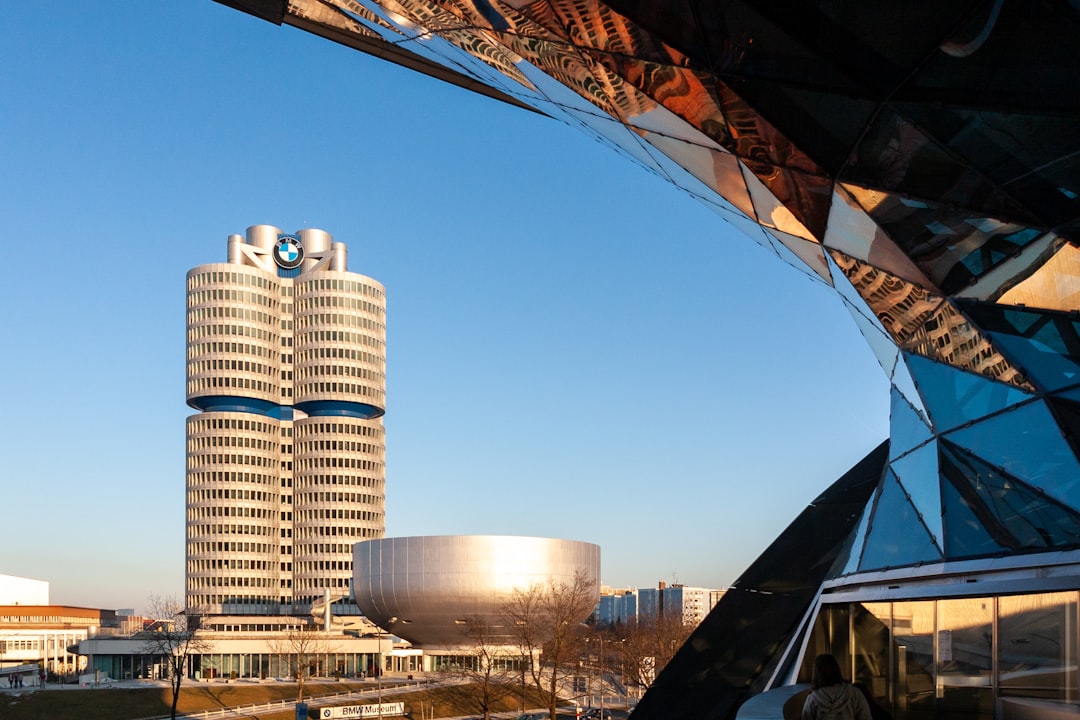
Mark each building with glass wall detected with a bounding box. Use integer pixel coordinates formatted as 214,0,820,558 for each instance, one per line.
187,225,386,616
215,2,1079,718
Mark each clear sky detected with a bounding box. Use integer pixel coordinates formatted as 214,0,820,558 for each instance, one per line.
0,2,889,612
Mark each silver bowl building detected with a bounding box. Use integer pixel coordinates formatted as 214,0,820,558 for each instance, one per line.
353,535,600,646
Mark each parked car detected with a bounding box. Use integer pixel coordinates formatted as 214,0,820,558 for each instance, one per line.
580,709,613,720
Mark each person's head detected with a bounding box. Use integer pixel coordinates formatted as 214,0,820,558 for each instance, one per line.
811,653,844,690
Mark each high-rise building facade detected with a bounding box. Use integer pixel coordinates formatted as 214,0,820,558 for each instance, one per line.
186,225,386,615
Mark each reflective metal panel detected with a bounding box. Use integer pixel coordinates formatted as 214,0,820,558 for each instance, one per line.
352,535,600,645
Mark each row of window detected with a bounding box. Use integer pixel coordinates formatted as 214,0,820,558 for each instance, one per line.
188,506,274,519
188,340,277,360
296,329,384,350
189,522,277,538
295,381,382,398
188,305,274,325
295,312,384,334
187,541,277,554
188,453,277,468
188,559,283,571
301,346,382,366
188,287,276,308
188,269,277,291
297,440,382,454
189,358,277,378
298,491,380,505
294,474,381,488
297,277,383,299
294,509,380,521
295,364,383,382
189,323,277,342
299,293,384,317
188,435,277,451
295,457,381,471
296,526,380,538
189,576,278,588
187,471,278,485
296,422,382,438
294,577,350,588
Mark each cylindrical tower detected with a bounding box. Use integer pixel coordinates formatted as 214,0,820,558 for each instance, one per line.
186,225,386,615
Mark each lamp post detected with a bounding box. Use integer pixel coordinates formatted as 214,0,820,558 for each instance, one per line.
584,633,604,718
377,617,398,720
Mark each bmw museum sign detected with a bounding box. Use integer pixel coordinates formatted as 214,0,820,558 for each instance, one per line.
319,701,405,718
274,234,305,269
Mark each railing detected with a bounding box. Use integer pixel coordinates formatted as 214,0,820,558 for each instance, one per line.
132,676,433,720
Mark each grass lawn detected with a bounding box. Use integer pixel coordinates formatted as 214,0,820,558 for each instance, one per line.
0,679,554,720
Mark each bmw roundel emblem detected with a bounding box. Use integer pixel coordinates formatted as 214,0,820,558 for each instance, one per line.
274,235,304,269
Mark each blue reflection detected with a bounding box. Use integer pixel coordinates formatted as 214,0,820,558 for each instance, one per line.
906,353,1033,433
940,440,1080,553
944,400,1080,510
890,440,943,550
860,470,943,571
889,386,933,461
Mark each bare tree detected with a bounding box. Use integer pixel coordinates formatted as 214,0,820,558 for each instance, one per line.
503,569,598,720
269,622,337,702
440,616,518,720
139,596,210,720
614,611,692,690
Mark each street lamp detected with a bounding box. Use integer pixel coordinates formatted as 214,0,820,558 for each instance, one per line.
377,617,398,720
584,633,604,719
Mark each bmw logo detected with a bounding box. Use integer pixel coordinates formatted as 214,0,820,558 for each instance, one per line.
274,235,305,269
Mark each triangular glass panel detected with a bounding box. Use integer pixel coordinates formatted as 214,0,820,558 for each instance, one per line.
905,352,1034,434
889,386,933,461
859,469,943,572
940,462,1011,560
716,81,832,240
842,108,1036,241
997,242,1080,313
824,185,935,289
1060,388,1080,404
956,300,1080,393
765,228,831,283
742,163,817,241
840,493,876,576
644,133,755,218
891,355,929,422
940,439,1080,554
945,399,1080,511
1047,396,1080,466
843,297,900,380
827,250,944,345
889,440,943,550
902,301,1034,390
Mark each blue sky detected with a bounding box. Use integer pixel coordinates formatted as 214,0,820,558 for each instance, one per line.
0,2,888,611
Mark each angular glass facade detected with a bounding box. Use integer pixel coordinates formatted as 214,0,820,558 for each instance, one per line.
214,1,1079,717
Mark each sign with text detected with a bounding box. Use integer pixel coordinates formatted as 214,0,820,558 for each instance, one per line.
319,702,405,718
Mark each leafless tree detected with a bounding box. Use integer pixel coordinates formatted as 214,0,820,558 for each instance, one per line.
502,569,598,720
613,611,692,689
138,596,210,720
269,622,338,702
440,616,519,720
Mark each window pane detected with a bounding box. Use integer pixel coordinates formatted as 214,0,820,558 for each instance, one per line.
999,592,1079,701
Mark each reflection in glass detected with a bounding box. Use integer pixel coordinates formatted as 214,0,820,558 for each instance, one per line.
830,251,944,345
860,470,942,572
944,401,1080,512
853,603,892,710
937,598,993,719
999,592,1078,701
889,386,932,462
905,354,1033,434
904,302,1031,389
889,441,942,550
892,601,936,720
